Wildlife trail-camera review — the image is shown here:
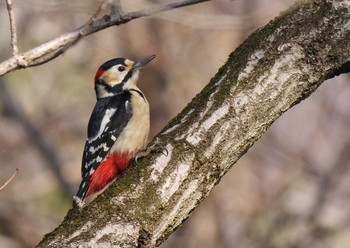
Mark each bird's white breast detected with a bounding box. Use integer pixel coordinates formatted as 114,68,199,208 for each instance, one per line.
111,89,150,154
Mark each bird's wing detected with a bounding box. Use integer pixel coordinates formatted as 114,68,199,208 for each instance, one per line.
76,93,132,199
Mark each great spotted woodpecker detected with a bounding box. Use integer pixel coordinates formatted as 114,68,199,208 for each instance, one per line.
74,55,156,208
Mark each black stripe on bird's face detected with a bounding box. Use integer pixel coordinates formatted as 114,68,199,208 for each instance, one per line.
93,55,155,98
94,58,135,98
120,55,156,91
94,81,124,99
94,58,134,86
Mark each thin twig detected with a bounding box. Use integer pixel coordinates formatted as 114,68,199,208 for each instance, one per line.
0,0,210,76
88,0,110,25
5,0,19,56
0,168,20,191
80,0,110,36
110,0,123,16
126,0,210,18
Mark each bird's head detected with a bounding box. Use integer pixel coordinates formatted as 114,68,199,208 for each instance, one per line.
94,54,156,99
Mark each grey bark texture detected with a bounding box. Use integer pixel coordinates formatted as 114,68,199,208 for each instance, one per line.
38,0,350,247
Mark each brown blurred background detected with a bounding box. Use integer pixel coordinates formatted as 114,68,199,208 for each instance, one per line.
1,0,350,247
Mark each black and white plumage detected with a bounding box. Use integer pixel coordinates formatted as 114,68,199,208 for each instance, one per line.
74,55,155,206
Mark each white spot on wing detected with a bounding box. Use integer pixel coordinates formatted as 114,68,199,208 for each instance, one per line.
96,156,103,162
88,108,117,142
89,143,108,154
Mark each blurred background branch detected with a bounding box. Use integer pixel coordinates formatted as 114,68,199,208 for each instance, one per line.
0,80,74,197
0,0,209,76
0,168,19,191
5,0,18,56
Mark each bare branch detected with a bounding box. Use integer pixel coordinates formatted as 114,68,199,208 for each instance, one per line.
5,0,18,56
0,0,210,77
0,168,20,191
110,0,124,16
30,36,81,67
87,0,110,26
126,0,210,17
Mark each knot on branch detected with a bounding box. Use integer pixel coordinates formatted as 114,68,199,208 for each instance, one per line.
15,55,28,68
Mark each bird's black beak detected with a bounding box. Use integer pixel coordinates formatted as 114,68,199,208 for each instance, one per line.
132,54,156,70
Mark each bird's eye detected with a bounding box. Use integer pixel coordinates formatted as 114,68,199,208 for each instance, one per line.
118,66,125,72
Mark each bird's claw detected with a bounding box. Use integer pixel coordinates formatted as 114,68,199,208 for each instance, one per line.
135,138,168,163
150,138,168,156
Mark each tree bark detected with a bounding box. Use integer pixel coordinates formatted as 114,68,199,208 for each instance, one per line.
38,0,350,247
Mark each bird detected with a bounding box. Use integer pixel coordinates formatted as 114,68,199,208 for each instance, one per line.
74,54,156,208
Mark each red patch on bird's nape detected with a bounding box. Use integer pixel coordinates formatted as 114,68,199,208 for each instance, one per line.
94,69,105,82
86,152,134,197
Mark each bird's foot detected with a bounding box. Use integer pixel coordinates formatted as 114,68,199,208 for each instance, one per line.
135,138,168,163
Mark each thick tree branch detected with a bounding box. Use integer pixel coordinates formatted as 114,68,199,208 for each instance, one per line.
38,0,350,247
0,0,209,77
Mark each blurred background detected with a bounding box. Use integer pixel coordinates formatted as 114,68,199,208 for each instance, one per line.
0,0,349,247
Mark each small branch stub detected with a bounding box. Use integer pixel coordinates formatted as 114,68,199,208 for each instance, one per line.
5,0,19,56
0,168,20,191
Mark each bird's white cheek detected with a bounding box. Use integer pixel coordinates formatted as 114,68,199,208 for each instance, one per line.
123,72,139,89
101,69,126,85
